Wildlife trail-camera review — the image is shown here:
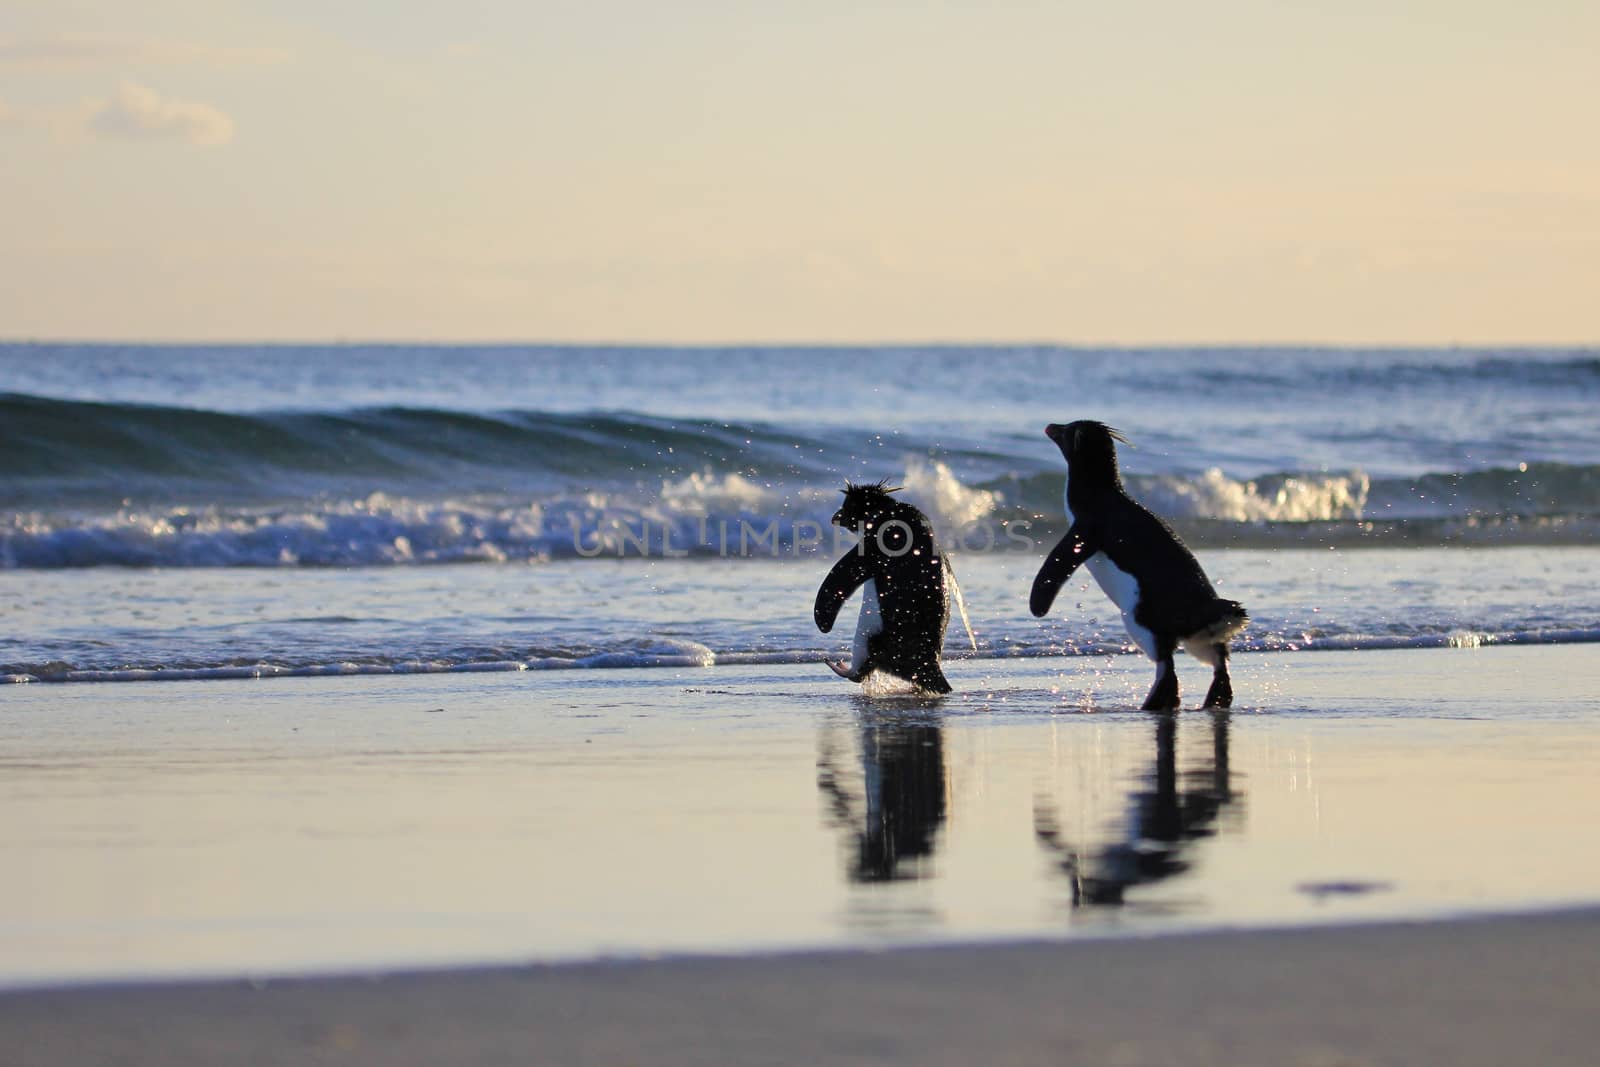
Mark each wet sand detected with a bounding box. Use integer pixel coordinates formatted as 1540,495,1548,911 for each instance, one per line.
4,907,1599,1066
3,644,1599,1063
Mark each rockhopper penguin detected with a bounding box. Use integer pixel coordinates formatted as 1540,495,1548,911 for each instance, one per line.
815,481,956,694
1030,421,1248,711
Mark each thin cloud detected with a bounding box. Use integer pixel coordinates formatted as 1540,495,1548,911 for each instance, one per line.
0,33,289,68
87,81,234,145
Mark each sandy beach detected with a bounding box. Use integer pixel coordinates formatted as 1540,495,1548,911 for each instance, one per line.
4,907,1599,1066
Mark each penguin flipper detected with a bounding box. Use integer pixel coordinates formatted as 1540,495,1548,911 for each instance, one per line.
814,552,874,633
1030,525,1098,618
944,557,978,651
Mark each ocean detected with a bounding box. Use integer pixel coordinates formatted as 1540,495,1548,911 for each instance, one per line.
3,345,1597,684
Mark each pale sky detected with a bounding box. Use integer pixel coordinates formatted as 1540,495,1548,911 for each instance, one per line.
2,1,1596,343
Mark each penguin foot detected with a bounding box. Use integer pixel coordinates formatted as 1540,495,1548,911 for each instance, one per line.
1202,671,1233,709
1141,657,1180,712
1201,644,1233,708
827,659,867,683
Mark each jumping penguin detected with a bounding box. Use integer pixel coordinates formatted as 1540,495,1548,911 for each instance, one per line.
815,481,960,694
1029,421,1248,711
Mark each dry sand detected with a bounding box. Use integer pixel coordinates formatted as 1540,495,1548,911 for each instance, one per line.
4,907,1598,1067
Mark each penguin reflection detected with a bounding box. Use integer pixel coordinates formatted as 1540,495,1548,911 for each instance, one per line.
1035,712,1238,907
816,711,947,883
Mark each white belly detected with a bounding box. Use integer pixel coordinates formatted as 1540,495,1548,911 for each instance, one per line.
1068,488,1157,660
852,578,882,673
1085,553,1156,660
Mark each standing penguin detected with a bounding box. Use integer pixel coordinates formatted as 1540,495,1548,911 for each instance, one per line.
1030,421,1247,711
815,481,956,694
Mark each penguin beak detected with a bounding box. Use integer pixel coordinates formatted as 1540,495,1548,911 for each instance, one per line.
1044,423,1064,443
830,509,844,527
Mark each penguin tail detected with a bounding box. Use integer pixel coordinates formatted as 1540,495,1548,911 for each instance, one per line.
1183,599,1249,649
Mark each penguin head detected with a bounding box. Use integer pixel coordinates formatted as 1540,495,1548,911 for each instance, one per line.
832,479,903,533
1045,421,1127,481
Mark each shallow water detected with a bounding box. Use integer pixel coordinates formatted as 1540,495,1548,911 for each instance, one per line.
2,645,1596,988
5,547,1596,681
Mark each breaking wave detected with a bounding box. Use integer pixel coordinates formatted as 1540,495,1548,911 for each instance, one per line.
0,460,999,568
0,393,840,509
994,464,1600,525
5,389,1600,569
1132,469,1370,522
6,462,1600,569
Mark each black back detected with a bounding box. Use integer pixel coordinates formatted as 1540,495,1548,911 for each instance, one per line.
816,482,951,691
